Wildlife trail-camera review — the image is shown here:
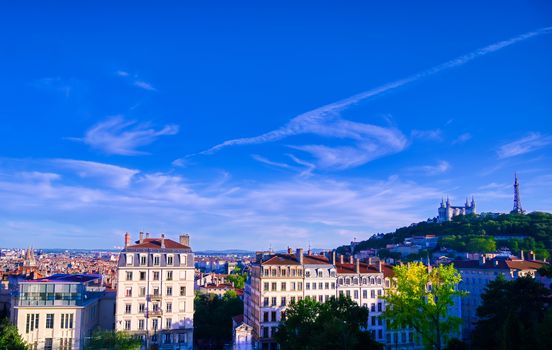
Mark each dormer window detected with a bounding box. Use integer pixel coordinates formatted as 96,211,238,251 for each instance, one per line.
153,255,160,266
305,270,311,278
126,254,134,265
140,255,147,266
167,255,174,265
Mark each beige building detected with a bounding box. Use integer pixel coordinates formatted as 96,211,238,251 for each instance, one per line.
244,249,305,350
115,232,194,349
12,274,114,350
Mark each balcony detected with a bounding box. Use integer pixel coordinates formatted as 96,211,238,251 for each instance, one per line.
146,309,163,317
148,294,162,301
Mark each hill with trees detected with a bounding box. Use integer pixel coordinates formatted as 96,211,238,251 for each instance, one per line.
338,212,552,258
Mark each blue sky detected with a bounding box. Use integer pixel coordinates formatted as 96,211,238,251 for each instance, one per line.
1,1,551,250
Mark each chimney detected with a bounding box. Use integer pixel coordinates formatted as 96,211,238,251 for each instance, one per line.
139,232,144,244
287,247,292,254
339,255,344,264
179,234,190,247
530,251,536,260
368,257,373,265
296,248,304,264
377,260,382,272
307,249,312,256
331,251,336,265
355,258,360,273
349,256,354,264
124,232,130,248
161,234,166,249
520,250,524,260
146,232,150,239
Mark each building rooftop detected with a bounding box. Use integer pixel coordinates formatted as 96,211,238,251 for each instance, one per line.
127,238,190,250
453,258,547,271
24,273,101,284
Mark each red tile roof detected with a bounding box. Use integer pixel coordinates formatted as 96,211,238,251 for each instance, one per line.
452,258,547,270
260,254,301,266
303,255,331,265
335,262,394,277
128,238,190,249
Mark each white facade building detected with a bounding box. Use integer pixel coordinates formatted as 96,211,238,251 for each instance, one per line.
116,232,194,349
13,274,114,350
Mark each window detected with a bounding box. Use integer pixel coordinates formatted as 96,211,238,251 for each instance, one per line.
140,255,147,265
263,312,269,322
153,255,160,266
271,297,277,306
363,290,368,298
263,297,269,307
371,290,375,298
281,269,286,276
325,282,329,289
291,296,296,303
291,282,296,291
139,271,146,280
281,297,286,306
167,271,173,281
35,314,39,329
263,268,269,276
271,311,276,321
180,254,187,266
354,290,359,299
125,304,132,314
153,288,160,296
167,286,173,296
271,282,277,291
264,282,269,291
377,289,382,296
298,282,302,291
271,269,276,277
127,254,133,265
139,287,146,297
377,302,382,312
139,303,145,313
153,271,160,280
126,271,133,281
371,316,376,326
166,318,172,329
378,329,383,339
319,282,323,289
25,314,30,333
167,255,174,265
263,327,269,338
281,282,286,291
318,295,323,302
180,286,186,296
371,303,375,312
138,319,145,330
305,270,311,277
46,314,54,329
44,338,53,350
61,314,73,329
306,282,310,290
125,288,132,297
331,282,336,289
152,319,158,330
312,283,317,290
346,290,351,297
125,320,131,330
166,303,172,313
318,271,323,277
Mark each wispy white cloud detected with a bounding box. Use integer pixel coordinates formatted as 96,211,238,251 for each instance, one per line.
53,159,139,188
251,154,291,169
407,160,451,175
287,154,316,177
71,116,179,156
411,129,443,141
115,70,156,91
194,26,551,161
497,133,552,158
452,132,472,145
0,159,443,249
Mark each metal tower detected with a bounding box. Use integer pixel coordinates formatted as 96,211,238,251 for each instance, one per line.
511,173,525,214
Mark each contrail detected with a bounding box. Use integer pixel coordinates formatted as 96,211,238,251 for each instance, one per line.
193,26,552,156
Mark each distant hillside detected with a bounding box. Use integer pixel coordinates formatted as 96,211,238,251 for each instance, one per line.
338,212,552,254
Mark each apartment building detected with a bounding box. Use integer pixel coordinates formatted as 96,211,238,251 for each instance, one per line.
303,251,336,303
454,255,547,341
12,274,114,350
244,249,305,350
115,232,194,349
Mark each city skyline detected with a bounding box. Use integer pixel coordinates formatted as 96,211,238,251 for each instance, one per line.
1,1,552,250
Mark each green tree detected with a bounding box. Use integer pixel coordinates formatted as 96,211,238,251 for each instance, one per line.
383,262,465,350
194,291,243,349
472,276,550,350
85,330,141,350
275,296,382,350
0,318,28,350
226,273,247,289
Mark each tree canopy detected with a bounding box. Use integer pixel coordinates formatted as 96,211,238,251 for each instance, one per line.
194,291,243,349
472,276,552,350
84,330,141,350
339,212,552,255
274,296,382,350
0,318,28,350
383,262,465,350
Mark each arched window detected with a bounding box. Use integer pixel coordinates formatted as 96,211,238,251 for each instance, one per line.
345,277,351,285
338,277,343,285
353,277,359,285
370,277,375,285
377,277,382,285
362,277,367,285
